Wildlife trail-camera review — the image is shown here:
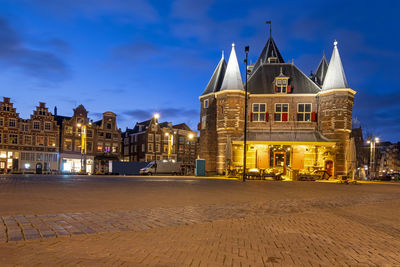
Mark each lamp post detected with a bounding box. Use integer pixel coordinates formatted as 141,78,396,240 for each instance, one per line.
242,45,249,182
367,137,379,179
187,133,194,174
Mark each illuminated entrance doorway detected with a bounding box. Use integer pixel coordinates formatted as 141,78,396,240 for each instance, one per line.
273,152,287,173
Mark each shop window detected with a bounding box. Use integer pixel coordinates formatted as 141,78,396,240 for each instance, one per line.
251,103,266,122
9,134,18,144
274,104,289,122
9,119,16,127
297,104,312,122
33,121,40,130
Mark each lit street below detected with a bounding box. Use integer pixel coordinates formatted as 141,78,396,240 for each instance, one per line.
1,175,400,266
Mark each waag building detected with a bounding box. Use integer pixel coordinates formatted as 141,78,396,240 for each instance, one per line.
199,35,356,178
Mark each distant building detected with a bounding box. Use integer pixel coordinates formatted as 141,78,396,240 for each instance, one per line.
377,142,400,175
199,34,356,178
0,97,59,173
122,118,197,166
54,105,121,174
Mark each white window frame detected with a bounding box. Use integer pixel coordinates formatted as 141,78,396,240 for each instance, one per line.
252,103,266,122
33,121,40,130
297,103,312,122
44,122,52,131
148,143,153,152
9,119,16,127
204,99,209,109
274,103,289,122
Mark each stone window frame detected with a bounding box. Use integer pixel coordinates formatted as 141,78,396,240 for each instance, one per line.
48,137,56,147
275,78,288,93
9,118,16,127
274,103,289,122
201,115,206,129
0,117,3,126
297,103,312,122
204,99,209,109
9,134,18,144
44,122,52,131
24,135,32,145
252,103,266,122
148,133,154,142
37,136,45,146
148,143,153,152
33,121,40,130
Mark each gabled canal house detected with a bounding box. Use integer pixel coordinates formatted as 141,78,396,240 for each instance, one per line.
199,35,356,178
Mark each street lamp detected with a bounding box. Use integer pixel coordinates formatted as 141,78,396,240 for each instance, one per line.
153,113,160,161
367,136,379,179
77,123,87,173
242,45,250,182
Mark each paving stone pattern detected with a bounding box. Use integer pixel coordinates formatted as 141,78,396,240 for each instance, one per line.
1,192,397,243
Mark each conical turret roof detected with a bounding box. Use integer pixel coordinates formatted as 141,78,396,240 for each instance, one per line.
201,52,227,95
220,43,244,91
314,53,328,86
322,41,349,90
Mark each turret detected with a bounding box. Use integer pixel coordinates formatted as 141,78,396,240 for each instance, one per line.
318,41,356,177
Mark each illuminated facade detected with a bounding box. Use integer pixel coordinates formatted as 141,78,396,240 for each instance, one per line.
199,36,356,178
0,97,59,173
122,119,197,165
55,105,121,174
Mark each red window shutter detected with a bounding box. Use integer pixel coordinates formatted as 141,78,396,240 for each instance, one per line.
274,85,278,93
282,113,288,121
265,112,269,122
287,85,292,93
197,123,201,130
250,112,253,122
311,112,316,122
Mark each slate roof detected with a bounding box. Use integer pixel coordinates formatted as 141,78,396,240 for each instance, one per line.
201,53,226,96
247,63,321,94
252,37,284,72
314,53,328,86
322,41,349,90
220,43,244,91
173,123,192,131
237,131,333,143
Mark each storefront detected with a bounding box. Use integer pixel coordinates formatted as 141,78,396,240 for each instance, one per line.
60,153,94,174
230,132,336,179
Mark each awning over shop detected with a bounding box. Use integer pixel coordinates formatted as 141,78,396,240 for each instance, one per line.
233,131,335,146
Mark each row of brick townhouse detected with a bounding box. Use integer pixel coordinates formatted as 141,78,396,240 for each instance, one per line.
122,117,198,171
0,97,121,174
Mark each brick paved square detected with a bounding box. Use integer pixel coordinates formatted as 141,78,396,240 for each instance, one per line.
0,175,400,266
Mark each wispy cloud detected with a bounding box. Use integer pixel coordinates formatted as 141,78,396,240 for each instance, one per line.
0,17,69,81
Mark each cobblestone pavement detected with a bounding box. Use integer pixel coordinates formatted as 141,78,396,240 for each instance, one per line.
1,175,400,266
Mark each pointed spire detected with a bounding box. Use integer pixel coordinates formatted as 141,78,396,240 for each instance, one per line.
220,43,244,91
314,52,329,86
252,36,284,74
322,40,349,90
201,51,227,95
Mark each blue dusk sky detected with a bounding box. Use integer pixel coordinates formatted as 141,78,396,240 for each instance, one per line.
0,0,399,141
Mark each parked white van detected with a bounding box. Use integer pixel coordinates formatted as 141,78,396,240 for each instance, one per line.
139,160,182,175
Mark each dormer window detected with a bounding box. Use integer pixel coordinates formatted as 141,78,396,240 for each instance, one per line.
276,79,288,93
268,57,278,63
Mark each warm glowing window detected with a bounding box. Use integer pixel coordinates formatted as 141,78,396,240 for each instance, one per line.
252,103,266,121
49,137,56,147
297,104,312,122
25,135,32,145
97,143,103,152
65,126,72,134
9,134,18,144
274,104,289,122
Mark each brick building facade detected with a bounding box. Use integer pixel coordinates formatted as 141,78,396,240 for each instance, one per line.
0,97,59,173
199,36,356,178
122,118,197,169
